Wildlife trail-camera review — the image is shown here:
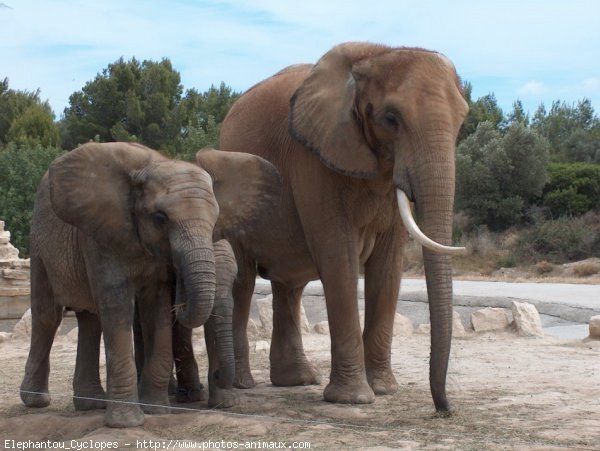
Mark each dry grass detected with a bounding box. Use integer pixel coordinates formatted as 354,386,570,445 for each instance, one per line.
573,261,600,277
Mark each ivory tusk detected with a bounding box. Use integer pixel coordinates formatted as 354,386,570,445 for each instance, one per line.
396,189,466,256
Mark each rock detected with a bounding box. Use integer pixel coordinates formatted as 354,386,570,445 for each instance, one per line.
256,296,273,333
192,325,204,339
13,308,32,340
511,301,543,337
416,323,431,334
0,221,20,261
471,307,509,332
256,295,310,334
66,326,79,343
393,313,413,337
453,310,468,337
246,318,261,339
589,315,600,339
0,331,12,343
401,313,464,337
298,302,311,333
254,340,270,352
313,321,330,335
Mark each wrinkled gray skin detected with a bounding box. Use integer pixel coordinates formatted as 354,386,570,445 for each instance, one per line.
135,239,239,409
220,42,468,411
20,143,280,428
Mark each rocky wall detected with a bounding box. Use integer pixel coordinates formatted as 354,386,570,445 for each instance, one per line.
0,220,30,319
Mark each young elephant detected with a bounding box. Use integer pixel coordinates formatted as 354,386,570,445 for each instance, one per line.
135,238,239,409
20,142,280,428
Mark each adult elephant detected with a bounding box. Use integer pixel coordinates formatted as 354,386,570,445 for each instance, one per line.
20,142,280,427
219,42,468,411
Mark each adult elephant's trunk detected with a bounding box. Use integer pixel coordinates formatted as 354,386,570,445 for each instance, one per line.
395,130,463,412
171,225,216,329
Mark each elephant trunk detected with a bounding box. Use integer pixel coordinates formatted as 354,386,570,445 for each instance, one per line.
396,129,459,412
212,240,238,388
171,224,216,329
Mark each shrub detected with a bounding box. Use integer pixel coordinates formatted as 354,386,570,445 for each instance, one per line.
535,260,555,274
456,122,549,230
542,163,600,217
0,142,64,255
573,262,600,277
516,216,593,263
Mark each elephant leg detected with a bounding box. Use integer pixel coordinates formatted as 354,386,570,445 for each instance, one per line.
173,321,206,403
232,253,257,389
320,266,374,404
363,225,406,395
91,269,143,428
206,239,238,408
73,310,106,410
205,318,238,408
270,282,321,386
136,283,172,415
20,259,63,408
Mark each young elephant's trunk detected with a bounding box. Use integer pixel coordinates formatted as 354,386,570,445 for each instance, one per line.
171,226,216,329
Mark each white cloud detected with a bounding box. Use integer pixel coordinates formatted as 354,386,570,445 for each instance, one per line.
583,78,600,92
517,81,545,96
2,0,600,115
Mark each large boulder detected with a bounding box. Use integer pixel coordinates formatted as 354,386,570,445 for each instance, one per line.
393,313,413,337
256,295,310,334
511,301,543,337
471,307,509,332
12,308,32,340
589,315,600,339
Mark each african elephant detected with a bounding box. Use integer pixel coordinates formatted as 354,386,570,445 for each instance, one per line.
219,42,467,411
20,142,280,427
135,238,239,409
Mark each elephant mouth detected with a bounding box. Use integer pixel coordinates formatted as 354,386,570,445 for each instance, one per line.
396,189,466,256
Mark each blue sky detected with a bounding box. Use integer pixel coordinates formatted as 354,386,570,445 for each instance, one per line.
2,0,599,119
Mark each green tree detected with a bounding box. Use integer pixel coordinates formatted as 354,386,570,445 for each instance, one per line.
531,99,600,162
0,143,64,255
0,78,59,148
542,163,600,217
456,122,549,229
458,87,504,142
504,99,529,128
164,83,240,159
61,57,184,150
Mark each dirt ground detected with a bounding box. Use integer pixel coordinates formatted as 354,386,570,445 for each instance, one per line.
0,328,599,450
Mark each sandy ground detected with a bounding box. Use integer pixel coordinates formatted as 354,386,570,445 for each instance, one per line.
0,328,599,450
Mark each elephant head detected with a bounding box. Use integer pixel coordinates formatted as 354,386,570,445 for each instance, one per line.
288,43,468,411
49,142,280,329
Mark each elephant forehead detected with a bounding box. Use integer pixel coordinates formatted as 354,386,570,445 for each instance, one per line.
150,161,213,186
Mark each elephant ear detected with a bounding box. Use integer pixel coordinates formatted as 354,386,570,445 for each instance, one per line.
196,148,281,240
289,42,391,178
49,142,163,252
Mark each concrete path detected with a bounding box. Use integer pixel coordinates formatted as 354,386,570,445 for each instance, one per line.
254,278,600,339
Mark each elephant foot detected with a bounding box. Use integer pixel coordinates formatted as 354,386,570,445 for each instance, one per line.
73,389,107,410
140,394,171,415
175,385,206,403
105,402,145,428
208,387,239,409
366,366,398,395
323,379,375,404
270,360,322,386
234,367,256,389
20,388,50,408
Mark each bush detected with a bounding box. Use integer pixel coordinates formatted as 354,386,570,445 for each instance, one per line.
0,143,64,255
456,122,549,230
573,262,600,277
542,163,600,217
516,216,595,263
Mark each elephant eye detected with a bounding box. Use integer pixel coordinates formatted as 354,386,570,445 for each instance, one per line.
152,211,169,228
384,111,399,128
